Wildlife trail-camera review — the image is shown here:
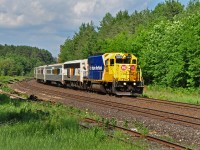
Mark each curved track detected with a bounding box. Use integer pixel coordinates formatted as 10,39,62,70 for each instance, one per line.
11,80,200,129
127,97,200,111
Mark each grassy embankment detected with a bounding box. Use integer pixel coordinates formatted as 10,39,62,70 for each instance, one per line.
0,76,146,150
0,76,199,149
0,76,26,93
0,76,25,83
0,94,148,150
144,85,200,105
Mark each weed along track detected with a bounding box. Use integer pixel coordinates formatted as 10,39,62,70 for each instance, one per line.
80,118,191,150
10,80,200,149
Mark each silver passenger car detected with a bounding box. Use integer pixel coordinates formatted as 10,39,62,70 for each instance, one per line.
34,59,88,86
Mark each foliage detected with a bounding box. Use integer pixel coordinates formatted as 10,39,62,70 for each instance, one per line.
152,0,184,21
133,120,149,136
0,45,55,76
144,85,200,104
0,76,26,93
140,8,200,87
59,0,200,88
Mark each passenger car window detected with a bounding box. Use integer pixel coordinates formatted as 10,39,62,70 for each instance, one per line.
46,70,51,74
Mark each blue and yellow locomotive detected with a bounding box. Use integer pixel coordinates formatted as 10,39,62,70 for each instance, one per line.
34,52,144,96
85,53,144,95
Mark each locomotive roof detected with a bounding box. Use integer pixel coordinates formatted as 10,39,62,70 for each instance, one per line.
63,59,87,64
88,52,137,58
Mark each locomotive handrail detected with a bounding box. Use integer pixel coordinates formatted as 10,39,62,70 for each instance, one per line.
137,65,144,86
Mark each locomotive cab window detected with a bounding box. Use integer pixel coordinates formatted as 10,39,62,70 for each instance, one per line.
132,59,137,64
116,59,122,64
105,59,108,65
110,59,114,66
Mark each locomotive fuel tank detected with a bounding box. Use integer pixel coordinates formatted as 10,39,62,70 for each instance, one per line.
91,84,106,93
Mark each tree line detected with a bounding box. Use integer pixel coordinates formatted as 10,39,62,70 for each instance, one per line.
0,45,55,76
59,0,200,88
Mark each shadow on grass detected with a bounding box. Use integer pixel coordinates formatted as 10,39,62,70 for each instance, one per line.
0,94,50,125
0,94,25,107
0,94,12,104
0,108,50,125
0,109,79,136
0,94,80,135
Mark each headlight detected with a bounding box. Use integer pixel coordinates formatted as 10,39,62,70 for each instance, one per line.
133,82,136,85
123,82,126,85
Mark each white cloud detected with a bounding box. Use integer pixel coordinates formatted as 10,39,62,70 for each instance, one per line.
0,13,24,27
73,1,96,16
0,0,149,28
0,0,151,56
0,0,5,5
0,0,57,27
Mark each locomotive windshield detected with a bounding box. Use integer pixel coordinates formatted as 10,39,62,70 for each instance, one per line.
116,58,136,64
115,54,137,64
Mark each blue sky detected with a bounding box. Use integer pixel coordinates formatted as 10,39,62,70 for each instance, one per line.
0,0,190,57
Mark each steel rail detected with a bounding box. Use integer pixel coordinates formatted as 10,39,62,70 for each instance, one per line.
13,81,200,129
82,118,191,150
129,97,200,111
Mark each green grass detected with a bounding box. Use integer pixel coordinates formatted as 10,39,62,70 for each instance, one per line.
0,76,27,93
0,76,26,83
0,94,145,150
143,85,200,105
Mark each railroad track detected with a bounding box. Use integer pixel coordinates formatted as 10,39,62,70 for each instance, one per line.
3,81,191,150
12,80,200,129
127,97,200,112
81,118,191,150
